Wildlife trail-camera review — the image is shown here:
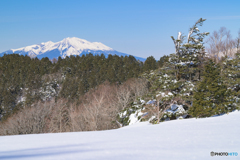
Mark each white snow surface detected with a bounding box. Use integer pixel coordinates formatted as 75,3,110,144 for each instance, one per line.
1,110,239,160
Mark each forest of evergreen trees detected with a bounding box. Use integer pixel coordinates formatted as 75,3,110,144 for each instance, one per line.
0,53,159,121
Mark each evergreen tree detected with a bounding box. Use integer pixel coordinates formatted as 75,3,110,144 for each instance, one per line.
143,56,157,72
189,60,234,118
222,53,240,93
171,18,209,81
221,53,240,109
158,55,169,68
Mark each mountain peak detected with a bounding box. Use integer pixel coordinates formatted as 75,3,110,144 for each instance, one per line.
62,37,86,43
0,37,145,61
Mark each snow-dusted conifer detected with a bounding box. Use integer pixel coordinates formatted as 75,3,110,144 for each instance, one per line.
171,18,209,81
221,53,240,109
189,60,233,117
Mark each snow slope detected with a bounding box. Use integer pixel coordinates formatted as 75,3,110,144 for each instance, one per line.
0,37,146,61
0,111,239,160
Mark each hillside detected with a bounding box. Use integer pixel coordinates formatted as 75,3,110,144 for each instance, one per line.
0,110,239,160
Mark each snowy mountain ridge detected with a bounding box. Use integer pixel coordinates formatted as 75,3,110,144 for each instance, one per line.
0,37,145,61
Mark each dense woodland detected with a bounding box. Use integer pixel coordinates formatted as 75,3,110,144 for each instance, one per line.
0,53,159,120
0,18,240,135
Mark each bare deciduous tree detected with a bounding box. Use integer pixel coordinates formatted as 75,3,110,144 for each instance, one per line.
116,83,132,111
206,27,236,61
0,78,149,135
235,29,240,53
0,101,53,135
72,82,120,131
129,78,148,100
48,98,71,133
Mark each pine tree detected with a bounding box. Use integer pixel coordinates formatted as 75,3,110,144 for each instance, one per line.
189,60,233,118
221,53,240,109
222,53,240,92
143,56,157,72
171,18,209,81
158,55,169,68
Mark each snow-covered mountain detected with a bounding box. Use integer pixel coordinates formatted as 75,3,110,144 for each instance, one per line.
0,37,146,61
1,110,239,160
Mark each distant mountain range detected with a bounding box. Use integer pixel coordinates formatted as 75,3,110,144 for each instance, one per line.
0,37,146,61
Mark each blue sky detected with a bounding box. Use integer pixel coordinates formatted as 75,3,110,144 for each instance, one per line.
0,0,240,60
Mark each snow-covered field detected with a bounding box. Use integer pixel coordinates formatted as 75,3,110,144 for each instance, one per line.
1,111,239,160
